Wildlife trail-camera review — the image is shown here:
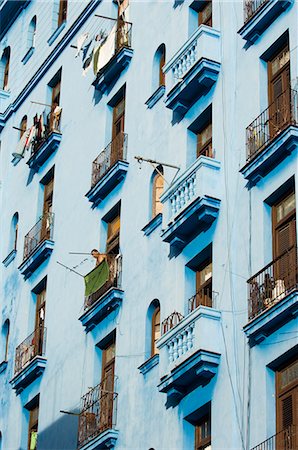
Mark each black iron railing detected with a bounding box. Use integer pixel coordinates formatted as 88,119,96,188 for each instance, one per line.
23,212,54,261
31,108,62,156
84,255,122,311
78,375,118,448
250,425,296,450
244,0,269,23
247,246,297,320
91,133,128,188
188,286,218,314
162,311,184,335
246,88,298,163
14,326,46,375
115,20,132,52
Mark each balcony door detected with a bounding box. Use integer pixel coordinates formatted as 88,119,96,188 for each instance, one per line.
100,339,115,432
42,177,54,241
268,43,290,137
272,191,296,287
195,414,211,450
195,259,213,308
34,288,46,356
276,358,297,449
111,96,125,166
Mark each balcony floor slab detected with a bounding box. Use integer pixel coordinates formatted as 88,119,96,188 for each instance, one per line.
161,195,220,257
10,356,46,395
86,161,129,207
27,131,62,171
244,289,298,347
18,239,54,279
165,58,220,117
238,0,293,43
79,287,124,332
79,429,119,450
158,349,220,407
93,47,133,94
240,126,298,186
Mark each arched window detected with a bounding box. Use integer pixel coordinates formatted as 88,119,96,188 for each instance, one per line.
27,16,37,50
152,44,166,91
151,305,160,356
3,319,10,361
0,47,11,91
145,299,161,359
20,115,27,139
10,212,19,252
152,167,164,218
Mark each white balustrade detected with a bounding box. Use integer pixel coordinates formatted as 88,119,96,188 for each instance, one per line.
169,172,196,216
167,323,195,364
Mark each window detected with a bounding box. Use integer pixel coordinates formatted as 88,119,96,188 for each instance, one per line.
195,258,212,308
195,414,211,450
10,212,19,252
198,1,212,27
151,305,160,356
0,47,10,91
48,69,62,131
107,214,120,255
111,93,126,164
197,120,212,158
41,170,54,242
27,16,37,51
20,116,27,139
268,40,290,138
28,401,39,450
35,287,46,356
152,168,164,218
101,337,116,431
3,319,10,362
58,0,67,28
152,44,166,91
276,358,297,448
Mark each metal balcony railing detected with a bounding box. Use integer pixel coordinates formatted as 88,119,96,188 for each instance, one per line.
244,0,269,23
247,246,297,321
91,133,128,188
188,286,218,314
115,20,132,52
250,425,296,450
246,88,298,163
162,311,184,335
84,255,122,311
23,212,54,260
14,326,46,375
77,375,118,449
31,108,62,156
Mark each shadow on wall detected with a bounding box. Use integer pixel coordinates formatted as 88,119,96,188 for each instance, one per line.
37,411,79,450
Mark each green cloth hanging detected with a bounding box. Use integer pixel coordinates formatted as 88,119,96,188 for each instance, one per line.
84,260,110,297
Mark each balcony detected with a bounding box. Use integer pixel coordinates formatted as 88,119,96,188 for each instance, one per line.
93,21,133,94
250,425,296,450
77,377,118,450
157,304,221,407
86,133,128,207
241,88,298,185
79,255,124,331
18,212,54,279
10,327,47,395
163,25,221,117
244,247,298,346
27,109,62,171
160,156,220,257
238,0,293,43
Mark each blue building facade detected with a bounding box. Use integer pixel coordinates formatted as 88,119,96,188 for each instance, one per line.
0,1,297,449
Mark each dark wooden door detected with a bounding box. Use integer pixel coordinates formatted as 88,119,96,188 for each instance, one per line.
272,191,296,287
276,359,298,450
111,98,125,166
268,44,290,137
34,289,46,356
100,340,115,432
195,260,213,308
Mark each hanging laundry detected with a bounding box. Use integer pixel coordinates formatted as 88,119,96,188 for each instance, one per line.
82,34,94,61
95,24,117,75
25,125,36,150
82,48,94,76
75,32,89,58
14,129,30,158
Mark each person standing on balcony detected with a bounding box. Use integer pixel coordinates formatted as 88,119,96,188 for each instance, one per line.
91,249,106,266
